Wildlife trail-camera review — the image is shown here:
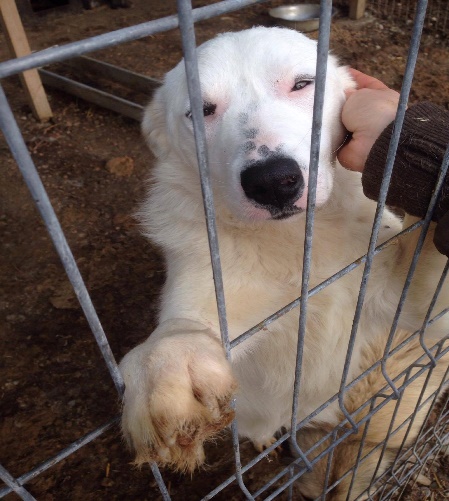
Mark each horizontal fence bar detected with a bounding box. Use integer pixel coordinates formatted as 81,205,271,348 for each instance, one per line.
0,418,119,498
0,0,267,79
231,221,424,348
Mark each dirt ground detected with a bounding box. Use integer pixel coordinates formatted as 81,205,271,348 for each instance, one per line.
1,1,448,500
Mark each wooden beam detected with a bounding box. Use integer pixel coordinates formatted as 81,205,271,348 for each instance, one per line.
0,0,52,121
349,0,366,20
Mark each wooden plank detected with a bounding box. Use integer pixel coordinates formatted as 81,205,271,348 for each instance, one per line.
66,56,161,95
0,0,52,121
349,0,366,20
39,69,143,122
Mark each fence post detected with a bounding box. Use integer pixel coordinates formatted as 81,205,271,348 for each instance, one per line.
0,0,52,121
349,0,366,19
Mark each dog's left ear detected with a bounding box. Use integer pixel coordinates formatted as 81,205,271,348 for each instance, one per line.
142,87,170,159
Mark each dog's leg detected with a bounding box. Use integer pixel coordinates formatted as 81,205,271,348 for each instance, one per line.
377,215,449,338
120,318,237,472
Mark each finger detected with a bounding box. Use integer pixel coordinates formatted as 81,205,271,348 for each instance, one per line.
348,68,390,91
344,88,357,99
434,211,449,257
337,140,368,173
337,144,354,171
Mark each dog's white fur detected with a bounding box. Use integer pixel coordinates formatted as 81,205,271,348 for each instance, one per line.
119,27,449,473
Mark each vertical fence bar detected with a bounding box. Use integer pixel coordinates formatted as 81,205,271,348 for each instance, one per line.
289,0,333,466
175,1,253,498
366,371,413,493
345,397,378,501
395,387,449,499
380,153,449,396
383,261,449,490
419,260,449,363
320,429,338,500
0,83,125,395
0,79,172,500
175,0,230,359
400,363,449,477
150,463,172,501
338,0,430,423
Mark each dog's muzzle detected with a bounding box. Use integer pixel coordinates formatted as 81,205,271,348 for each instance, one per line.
240,157,304,218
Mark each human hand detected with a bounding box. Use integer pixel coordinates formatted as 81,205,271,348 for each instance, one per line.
338,69,400,172
434,211,449,258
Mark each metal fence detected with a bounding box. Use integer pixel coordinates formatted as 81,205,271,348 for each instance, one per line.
368,0,449,36
1,0,449,499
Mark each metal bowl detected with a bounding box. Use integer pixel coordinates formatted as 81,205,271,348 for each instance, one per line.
268,4,339,32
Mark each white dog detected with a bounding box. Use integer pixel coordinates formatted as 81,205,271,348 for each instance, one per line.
119,27,449,476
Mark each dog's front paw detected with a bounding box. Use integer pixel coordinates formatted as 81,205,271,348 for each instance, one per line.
119,325,237,472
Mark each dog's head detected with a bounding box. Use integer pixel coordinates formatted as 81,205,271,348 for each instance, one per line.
143,27,355,222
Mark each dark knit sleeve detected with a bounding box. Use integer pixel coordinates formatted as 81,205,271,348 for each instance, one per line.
362,102,449,221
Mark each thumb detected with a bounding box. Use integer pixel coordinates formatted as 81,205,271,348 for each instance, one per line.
337,143,356,171
337,137,371,173
434,211,449,257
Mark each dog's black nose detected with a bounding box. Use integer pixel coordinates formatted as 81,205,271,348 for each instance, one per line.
240,157,304,209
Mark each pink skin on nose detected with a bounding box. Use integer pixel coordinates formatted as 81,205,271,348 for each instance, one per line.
243,204,272,220
293,186,309,211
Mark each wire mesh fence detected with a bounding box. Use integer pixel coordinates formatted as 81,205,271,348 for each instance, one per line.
368,0,449,36
1,0,448,499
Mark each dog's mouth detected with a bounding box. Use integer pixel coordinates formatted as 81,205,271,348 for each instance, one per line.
270,206,304,220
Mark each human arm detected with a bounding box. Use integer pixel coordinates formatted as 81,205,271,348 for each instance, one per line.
338,69,449,255
361,101,449,222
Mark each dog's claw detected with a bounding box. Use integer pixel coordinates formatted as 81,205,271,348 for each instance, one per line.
253,437,281,459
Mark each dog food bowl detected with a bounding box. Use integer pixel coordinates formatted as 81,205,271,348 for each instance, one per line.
268,4,339,32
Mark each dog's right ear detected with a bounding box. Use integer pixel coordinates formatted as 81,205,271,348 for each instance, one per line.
142,87,169,159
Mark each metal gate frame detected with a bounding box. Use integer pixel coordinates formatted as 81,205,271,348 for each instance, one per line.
1,0,449,499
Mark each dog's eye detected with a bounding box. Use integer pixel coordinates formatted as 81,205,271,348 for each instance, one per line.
203,103,217,117
292,80,313,91
185,102,217,119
